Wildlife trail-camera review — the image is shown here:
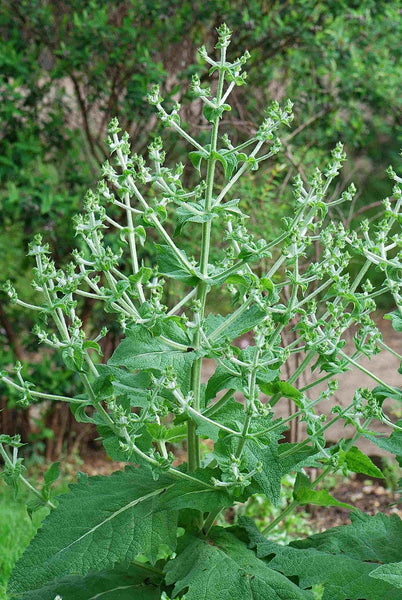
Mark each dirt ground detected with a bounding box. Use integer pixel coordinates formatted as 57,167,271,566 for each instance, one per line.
306,475,400,531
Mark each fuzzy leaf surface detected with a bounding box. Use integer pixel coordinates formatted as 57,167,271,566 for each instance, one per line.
289,511,402,562
369,562,402,589
108,325,199,393
96,364,151,408
242,512,402,599
9,563,161,600
205,304,267,343
8,467,230,596
8,467,178,595
344,445,384,478
205,362,243,402
293,473,353,509
164,528,313,600
155,244,199,284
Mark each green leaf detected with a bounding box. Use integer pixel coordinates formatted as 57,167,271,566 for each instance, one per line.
189,149,208,174
372,384,402,403
193,397,245,441
146,423,187,443
164,528,312,600
109,325,200,394
205,303,267,343
293,473,354,509
129,266,152,286
43,462,60,486
214,434,283,504
244,439,283,503
220,149,238,179
260,380,303,404
242,512,402,600
205,362,243,402
10,563,161,600
344,445,384,478
96,364,151,408
363,420,402,464
100,424,152,462
155,244,199,284
8,468,178,596
151,316,191,346
156,468,232,513
202,102,231,123
278,444,324,476
370,562,402,589
174,201,215,236
291,511,402,563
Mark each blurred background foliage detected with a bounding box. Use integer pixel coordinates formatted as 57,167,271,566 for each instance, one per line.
0,0,401,454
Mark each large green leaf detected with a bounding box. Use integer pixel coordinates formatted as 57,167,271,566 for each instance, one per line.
214,433,283,504
8,466,232,596
9,470,225,596
205,303,267,343
290,511,402,563
155,244,200,284
108,325,199,394
242,512,402,600
164,528,313,600
8,467,178,596
205,361,243,402
10,563,161,600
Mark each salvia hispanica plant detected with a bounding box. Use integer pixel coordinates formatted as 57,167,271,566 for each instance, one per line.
1,24,402,600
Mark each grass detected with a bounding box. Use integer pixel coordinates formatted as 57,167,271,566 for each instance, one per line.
0,482,44,600
0,459,73,600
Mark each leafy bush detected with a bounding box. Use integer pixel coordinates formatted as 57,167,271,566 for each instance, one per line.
1,25,402,599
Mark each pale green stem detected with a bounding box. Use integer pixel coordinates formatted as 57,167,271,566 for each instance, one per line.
235,349,260,459
114,136,146,303
1,377,84,404
157,109,206,153
377,339,402,361
15,299,43,311
279,399,355,459
167,288,197,315
202,506,223,537
203,389,235,417
188,44,227,474
338,350,399,393
213,140,264,207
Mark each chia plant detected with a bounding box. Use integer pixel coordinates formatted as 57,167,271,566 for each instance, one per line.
1,25,402,600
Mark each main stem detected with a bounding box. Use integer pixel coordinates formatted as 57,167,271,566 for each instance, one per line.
187,47,226,474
